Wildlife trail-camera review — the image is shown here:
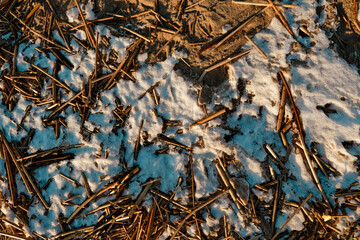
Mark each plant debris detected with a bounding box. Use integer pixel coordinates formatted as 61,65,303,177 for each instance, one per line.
0,0,359,239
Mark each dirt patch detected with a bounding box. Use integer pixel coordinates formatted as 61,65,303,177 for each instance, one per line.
48,0,274,102
322,0,360,70
126,0,274,83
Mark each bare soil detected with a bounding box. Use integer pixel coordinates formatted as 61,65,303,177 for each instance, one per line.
48,0,275,102
44,0,360,102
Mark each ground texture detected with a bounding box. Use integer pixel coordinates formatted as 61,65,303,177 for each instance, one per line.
0,0,359,239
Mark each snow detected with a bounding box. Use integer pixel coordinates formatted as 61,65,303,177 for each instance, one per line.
0,0,360,238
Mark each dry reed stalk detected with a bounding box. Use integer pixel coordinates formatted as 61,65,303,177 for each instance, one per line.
73,0,96,48
232,1,298,8
169,189,229,240
244,34,267,58
271,194,312,240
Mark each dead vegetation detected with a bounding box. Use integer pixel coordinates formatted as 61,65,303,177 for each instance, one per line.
0,0,359,239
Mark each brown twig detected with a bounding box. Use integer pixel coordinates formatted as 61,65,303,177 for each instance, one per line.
169,189,229,240
198,7,269,55
81,172,93,197
276,86,287,133
267,0,298,43
244,34,267,58
66,167,140,223
232,1,298,8
134,120,144,160
190,109,226,128
271,194,312,240
73,0,96,48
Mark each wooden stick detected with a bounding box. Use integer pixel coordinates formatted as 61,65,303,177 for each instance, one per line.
190,109,226,128
48,90,84,119
281,119,293,134
280,132,291,156
66,167,139,223
205,49,252,72
150,189,190,212
157,134,192,151
267,0,297,41
190,156,202,237
139,177,161,187
91,72,116,84
49,48,74,70
105,10,152,21
73,0,96,48
271,180,281,236
19,105,32,130
244,34,267,58
271,194,312,240
52,226,95,239
24,3,41,23
104,51,130,90
232,1,298,8
352,0,360,33
138,81,161,100
265,145,286,169
45,0,59,20
85,195,133,216
129,183,152,217
4,0,18,16
333,190,360,198
216,163,243,211
150,26,176,34
134,120,143,160
81,172,93,197
154,27,182,58
184,0,206,10
299,26,314,38
295,142,328,178
145,201,156,240
106,40,143,89
312,154,329,178
4,147,17,207
278,72,331,209
27,178,52,208
169,190,229,240
62,194,82,204
0,53,7,63
59,173,80,188
0,232,27,240
120,26,151,42
21,163,50,209
31,64,74,92
55,20,71,50
2,219,23,231
9,11,71,53
299,136,332,210
0,130,33,194
12,44,18,75
199,7,269,55
26,154,74,168
277,71,304,141
152,88,159,105
18,144,83,162
190,156,196,208
276,86,287,133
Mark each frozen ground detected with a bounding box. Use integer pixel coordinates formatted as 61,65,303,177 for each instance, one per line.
0,0,360,238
